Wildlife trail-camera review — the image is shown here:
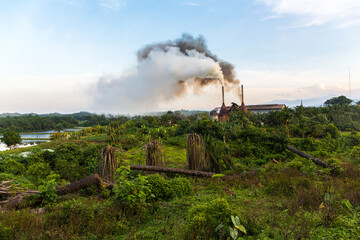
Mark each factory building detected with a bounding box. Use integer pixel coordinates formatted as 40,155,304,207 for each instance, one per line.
210,85,285,121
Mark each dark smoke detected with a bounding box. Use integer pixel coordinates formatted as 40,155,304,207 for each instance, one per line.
138,33,239,87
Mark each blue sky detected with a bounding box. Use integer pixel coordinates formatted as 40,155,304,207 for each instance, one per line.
0,0,359,113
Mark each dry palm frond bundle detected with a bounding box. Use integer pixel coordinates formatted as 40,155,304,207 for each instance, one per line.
187,133,207,171
98,145,118,182
145,139,164,167
0,180,40,209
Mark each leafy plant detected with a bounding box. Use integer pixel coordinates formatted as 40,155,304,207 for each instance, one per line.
38,179,58,205
229,215,246,239
113,166,152,214
319,191,341,227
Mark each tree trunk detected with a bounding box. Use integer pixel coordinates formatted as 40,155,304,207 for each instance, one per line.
145,139,164,167
98,146,118,182
286,145,329,167
130,164,215,178
56,174,105,195
186,134,206,171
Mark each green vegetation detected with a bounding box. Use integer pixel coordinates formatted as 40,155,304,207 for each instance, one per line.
1,98,360,239
1,130,22,150
324,95,353,106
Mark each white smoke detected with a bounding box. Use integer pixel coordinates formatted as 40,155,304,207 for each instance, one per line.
93,46,224,113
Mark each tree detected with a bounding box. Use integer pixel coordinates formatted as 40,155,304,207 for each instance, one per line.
1,130,22,150
324,95,352,106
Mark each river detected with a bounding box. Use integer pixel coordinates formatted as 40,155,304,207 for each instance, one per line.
0,128,80,151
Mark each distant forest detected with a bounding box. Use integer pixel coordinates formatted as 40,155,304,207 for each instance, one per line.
0,97,359,134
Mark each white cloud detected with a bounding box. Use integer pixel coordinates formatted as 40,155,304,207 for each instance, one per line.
99,0,126,11
259,0,360,27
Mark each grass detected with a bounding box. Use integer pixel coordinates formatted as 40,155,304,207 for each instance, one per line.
163,145,187,168
120,136,187,168
121,145,146,165
129,198,192,239
341,131,352,137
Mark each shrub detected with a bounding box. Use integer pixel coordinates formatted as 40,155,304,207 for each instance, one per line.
300,158,317,174
147,174,174,201
169,177,191,198
54,142,81,165
286,159,304,170
101,188,111,199
3,159,25,175
265,172,295,196
80,143,104,173
326,158,344,176
38,179,58,205
146,174,191,201
113,166,152,214
350,146,360,164
187,198,231,239
26,162,51,185
54,158,88,182
0,223,11,240
1,130,21,149
120,134,139,150
290,137,318,152
325,123,340,139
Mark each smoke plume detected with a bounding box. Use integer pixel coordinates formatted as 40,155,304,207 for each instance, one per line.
93,34,240,113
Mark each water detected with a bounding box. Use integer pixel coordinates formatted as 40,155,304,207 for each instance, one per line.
0,141,48,151
0,128,80,139
0,128,80,151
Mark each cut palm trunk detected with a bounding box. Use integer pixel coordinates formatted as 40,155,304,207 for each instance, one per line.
145,139,164,167
187,134,207,171
56,174,106,195
98,145,118,182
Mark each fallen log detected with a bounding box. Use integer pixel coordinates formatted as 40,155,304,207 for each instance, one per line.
56,174,105,196
0,174,109,209
129,165,216,178
286,145,329,168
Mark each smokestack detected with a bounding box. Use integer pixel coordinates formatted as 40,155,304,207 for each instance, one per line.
222,86,225,105
241,85,244,104
240,84,247,113
219,85,229,121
